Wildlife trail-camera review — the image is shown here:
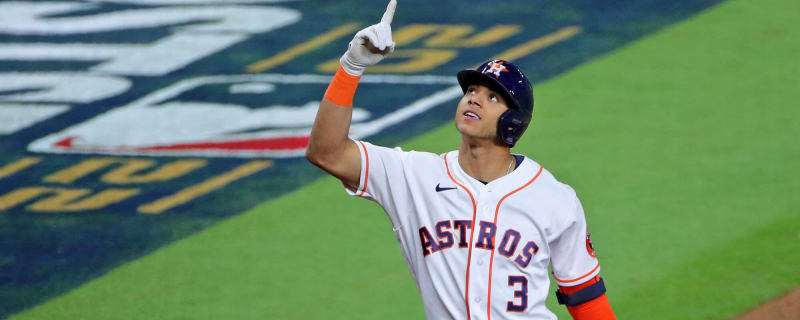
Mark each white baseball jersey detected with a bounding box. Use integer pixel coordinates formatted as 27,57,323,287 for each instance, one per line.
345,140,600,320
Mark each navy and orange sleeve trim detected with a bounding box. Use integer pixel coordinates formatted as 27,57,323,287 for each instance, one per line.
354,140,369,197
554,262,601,285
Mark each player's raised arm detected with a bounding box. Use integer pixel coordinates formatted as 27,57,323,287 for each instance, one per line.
306,0,397,189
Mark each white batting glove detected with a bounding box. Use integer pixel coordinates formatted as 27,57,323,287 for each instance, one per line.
339,0,397,76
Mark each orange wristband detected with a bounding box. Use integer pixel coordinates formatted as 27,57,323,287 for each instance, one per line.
566,294,616,320
324,66,361,107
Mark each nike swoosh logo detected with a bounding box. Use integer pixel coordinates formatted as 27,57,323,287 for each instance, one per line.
435,183,457,192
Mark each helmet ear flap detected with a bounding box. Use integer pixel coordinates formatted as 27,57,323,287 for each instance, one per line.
497,109,529,147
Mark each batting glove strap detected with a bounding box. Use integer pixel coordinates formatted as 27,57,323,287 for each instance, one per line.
556,277,607,306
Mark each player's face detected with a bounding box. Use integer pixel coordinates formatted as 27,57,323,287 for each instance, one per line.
455,84,509,141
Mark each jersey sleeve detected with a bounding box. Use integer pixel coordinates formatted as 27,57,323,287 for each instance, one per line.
343,140,411,225
550,185,601,287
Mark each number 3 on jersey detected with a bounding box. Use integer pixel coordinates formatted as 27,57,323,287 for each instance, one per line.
507,275,528,312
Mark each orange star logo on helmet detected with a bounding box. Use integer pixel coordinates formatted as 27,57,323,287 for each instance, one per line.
483,60,510,78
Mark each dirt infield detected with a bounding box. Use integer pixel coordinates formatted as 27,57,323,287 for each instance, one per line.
735,287,800,320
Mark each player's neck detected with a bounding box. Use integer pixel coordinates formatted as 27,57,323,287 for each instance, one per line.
457,137,513,183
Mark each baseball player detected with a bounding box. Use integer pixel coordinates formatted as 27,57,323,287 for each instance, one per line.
306,1,616,319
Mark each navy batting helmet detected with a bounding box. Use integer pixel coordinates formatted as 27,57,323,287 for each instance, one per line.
457,60,534,147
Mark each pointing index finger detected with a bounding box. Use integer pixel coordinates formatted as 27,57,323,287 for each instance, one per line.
381,0,397,25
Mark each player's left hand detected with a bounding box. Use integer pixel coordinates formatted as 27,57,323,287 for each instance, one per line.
339,0,397,76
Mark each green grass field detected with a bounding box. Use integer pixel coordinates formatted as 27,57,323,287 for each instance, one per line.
11,0,799,318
